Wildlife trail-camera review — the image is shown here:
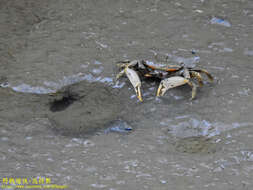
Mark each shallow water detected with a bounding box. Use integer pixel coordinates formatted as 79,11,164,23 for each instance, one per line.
1,0,253,189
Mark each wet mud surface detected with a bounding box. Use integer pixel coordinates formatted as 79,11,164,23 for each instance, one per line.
1,0,253,189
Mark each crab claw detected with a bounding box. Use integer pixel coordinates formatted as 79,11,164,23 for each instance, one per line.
156,76,197,99
125,67,143,102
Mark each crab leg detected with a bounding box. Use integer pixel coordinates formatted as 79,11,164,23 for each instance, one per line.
190,71,204,87
116,69,125,80
192,69,214,82
187,80,197,100
156,76,197,99
125,67,143,102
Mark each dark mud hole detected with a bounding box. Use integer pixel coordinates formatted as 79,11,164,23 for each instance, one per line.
49,93,79,112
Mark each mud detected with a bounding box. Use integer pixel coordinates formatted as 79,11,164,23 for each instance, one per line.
1,0,253,189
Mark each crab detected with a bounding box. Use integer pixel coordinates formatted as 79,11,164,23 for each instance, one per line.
116,60,213,101
116,60,178,101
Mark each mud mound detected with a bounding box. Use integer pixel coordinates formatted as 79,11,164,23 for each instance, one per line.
48,81,122,136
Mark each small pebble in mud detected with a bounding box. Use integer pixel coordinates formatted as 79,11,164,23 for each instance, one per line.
0,76,8,87
210,17,231,27
244,49,253,56
105,119,133,134
160,180,167,184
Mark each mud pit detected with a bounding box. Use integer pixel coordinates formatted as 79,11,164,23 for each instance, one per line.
48,81,123,135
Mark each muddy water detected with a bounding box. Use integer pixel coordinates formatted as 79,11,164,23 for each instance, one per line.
1,0,253,189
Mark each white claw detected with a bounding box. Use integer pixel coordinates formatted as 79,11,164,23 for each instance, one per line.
116,61,143,101
157,76,196,99
125,67,143,101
